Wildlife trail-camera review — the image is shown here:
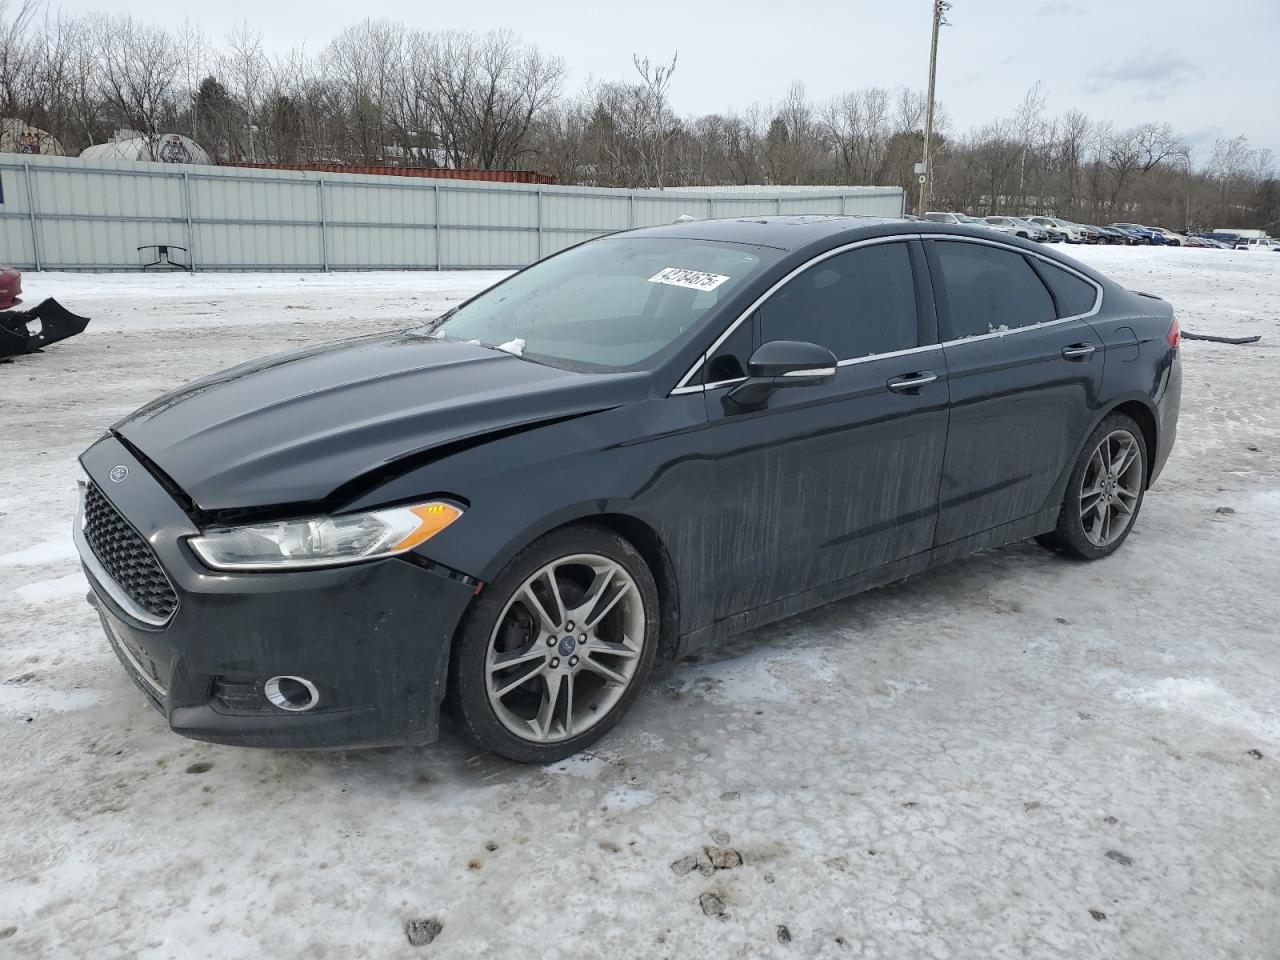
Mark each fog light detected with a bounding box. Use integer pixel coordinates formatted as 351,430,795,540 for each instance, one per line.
263,675,319,712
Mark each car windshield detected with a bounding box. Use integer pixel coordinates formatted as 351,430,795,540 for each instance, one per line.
423,237,772,372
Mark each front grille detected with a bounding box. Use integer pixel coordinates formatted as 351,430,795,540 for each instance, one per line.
83,482,178,621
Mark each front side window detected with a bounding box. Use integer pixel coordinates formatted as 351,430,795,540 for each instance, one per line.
758,242,918,360
933,241,1055,338
705,320,753,384
426,237,773,371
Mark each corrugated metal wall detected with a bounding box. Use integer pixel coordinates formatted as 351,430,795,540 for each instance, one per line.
0,155,905,272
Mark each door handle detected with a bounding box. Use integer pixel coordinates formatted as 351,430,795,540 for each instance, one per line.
886,371,938,393
1061,343,1096,361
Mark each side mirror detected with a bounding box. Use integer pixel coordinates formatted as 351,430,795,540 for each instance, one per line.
726,339,837,408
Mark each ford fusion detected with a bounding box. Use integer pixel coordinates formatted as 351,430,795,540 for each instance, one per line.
75,217,1181,763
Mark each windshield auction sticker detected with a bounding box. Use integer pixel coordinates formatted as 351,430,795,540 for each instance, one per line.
648,267,731,292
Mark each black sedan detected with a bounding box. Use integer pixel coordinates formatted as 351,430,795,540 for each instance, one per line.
75,217,1182,762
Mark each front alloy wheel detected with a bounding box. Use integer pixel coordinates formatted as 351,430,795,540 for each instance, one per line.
486,554,645,743
450,525,659,763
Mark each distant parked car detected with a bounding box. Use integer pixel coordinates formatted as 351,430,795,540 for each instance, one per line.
1027,220,1068,242
1236,237,1280,252
1107,225,1148,244
1110,224,1166,245
1029,217,1087,243
1073,224,1104,244
1189,231,1242,247
925,212,999,232
1092,226,1130,245
1148,227,1188,247
1009,217,1052,242
1184,236,1229,249
0,267,21,309
984,216,1048,241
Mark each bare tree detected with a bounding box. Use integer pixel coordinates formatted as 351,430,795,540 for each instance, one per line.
91,13,181,151
0,11,1273,230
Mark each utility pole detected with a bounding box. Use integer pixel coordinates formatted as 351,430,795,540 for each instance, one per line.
917,0,950,218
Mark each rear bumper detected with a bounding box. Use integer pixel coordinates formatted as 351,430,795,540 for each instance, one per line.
77,435,478,749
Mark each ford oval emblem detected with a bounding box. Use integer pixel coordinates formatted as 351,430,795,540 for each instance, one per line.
109,465,129,483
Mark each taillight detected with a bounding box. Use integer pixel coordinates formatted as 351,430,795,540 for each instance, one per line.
1166,315,1180,350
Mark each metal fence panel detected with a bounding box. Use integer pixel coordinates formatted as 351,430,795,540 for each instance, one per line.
0,154,903,272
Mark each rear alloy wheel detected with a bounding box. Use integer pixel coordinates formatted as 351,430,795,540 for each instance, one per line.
450,525,659,762
1037,414,1148,560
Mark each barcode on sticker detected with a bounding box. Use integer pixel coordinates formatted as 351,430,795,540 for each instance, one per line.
648,267,730,292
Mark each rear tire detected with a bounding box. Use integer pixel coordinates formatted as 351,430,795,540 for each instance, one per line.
449,524,660,763
1036,414,1148,561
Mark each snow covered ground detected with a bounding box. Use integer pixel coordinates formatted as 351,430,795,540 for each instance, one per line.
1,246,1278,959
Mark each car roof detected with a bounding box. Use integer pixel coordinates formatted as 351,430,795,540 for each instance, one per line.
616,214,1114,288
622,215,912,251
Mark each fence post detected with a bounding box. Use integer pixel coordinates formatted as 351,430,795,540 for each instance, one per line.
536,188,543,259
23,162,41,271
433,183,441,270
775,196,783,217
629,192,635,229
317,179,329,272
182,171,197,272
706,197,714,220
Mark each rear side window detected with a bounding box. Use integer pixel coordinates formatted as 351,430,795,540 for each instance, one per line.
933,241,1055,338
1034,260,1098,318
758,242,918,360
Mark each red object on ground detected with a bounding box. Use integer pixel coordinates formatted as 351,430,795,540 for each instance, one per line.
221,162,556,185
0,267,22,309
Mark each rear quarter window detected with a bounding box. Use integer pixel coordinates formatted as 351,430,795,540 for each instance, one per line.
1033,260,1098,318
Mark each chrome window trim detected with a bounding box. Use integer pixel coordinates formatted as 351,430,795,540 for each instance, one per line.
72,481,175,628
836,343,942,368
667,232,1103,396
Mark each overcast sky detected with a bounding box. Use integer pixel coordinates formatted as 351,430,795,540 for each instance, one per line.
70,0,1280,160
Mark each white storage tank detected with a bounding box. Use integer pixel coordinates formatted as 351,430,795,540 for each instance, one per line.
80,130,211,165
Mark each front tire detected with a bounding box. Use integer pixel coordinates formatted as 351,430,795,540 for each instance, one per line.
449,524,660,763
1037,414,1148,560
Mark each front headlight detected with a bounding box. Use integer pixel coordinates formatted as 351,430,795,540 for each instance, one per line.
188,501,463,571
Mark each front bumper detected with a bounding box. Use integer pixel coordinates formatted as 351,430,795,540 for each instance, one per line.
76,435,478,749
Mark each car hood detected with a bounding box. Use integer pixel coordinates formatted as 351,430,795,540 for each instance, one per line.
112,332,646,512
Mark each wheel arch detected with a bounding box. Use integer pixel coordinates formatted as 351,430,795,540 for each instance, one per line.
1044,394,1160,515
1109,398,1159,485
480,505,682,660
